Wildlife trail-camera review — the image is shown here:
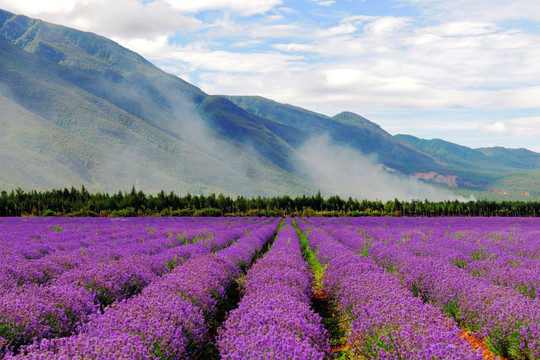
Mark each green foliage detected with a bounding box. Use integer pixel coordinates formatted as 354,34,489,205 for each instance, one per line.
66,208,98,217
109,207,137,217
484,325,529,360
166,255,183,270
292,219,325,290
41,209,57,216
193,208,223,217
471,247,485,261
172,208,194,217
352,326,399,360
452,260,468,268
518,282,537,299
2,186,540,217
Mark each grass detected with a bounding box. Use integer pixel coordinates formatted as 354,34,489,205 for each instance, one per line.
292,218,351,358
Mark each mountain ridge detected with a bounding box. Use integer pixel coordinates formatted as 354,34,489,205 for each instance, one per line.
1,9,539,200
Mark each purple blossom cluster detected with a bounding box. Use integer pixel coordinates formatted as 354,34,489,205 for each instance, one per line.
466,257,540,298
1,217,277,357
297,219,482,360
217,218,331,359
308,217,540,360
3,215,538,359
0,217,257,292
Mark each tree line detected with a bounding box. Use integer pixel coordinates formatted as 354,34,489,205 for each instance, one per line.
1,186,539,217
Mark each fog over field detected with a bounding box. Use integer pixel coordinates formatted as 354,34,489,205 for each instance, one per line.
296,135,472,202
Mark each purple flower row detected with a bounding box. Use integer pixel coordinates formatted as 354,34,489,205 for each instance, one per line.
7,218,280,359
309,217,540,359
370,244,539,359
298,219,483,360
314,216,540,300
1,218,275,356
1,217,269,295
0,217,244,260
217,218,331,360
1,217,259,292
465,257,540,299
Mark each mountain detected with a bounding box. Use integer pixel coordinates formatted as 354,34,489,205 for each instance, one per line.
226,96,540,193
395,135,540,188
0,9,309,196
225,96,444,173
1,9,539,200
396,135,540,172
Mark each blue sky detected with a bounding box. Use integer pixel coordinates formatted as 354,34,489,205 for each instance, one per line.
2,0,540,151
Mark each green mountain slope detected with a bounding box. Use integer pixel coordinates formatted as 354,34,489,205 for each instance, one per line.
395,135,540,172
0,12,309,196
227,95,540,193
1,9,539,199
225,96,444,173
396,134,540,194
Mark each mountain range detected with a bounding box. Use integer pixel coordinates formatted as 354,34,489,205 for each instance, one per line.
1,9,539,200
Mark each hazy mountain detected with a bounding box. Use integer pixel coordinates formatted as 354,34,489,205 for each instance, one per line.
0,9,308,196
225,96,445,174
1,9,539,200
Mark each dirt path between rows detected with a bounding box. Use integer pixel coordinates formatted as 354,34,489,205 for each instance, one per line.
461,330,508,360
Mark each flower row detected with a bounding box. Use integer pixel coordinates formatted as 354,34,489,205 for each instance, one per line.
1,218,277,357
308,217,540,359
217,218,331,359
297,219,482,360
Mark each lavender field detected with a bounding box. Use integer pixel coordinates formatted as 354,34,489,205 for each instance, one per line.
1,216,539,359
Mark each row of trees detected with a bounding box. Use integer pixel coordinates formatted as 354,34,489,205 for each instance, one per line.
1,186,540,217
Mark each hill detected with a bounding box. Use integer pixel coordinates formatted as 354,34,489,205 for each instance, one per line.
1,9,539,200
0,9,310,196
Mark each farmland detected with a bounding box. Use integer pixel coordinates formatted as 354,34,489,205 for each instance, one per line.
1,216,539,359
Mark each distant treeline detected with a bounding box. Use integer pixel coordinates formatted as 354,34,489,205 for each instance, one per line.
1,186,540,217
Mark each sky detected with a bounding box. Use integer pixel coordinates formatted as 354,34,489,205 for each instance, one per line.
2,0,540,152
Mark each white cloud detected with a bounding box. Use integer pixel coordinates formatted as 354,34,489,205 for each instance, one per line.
273,42,316,53
386,120,480,133
312,0,336,6
248,23,303,39
160,45,306,74
342,15,377,24
295,135,468,201
0,0,201,40
363,16,411,37
405,0,540,22
0,0,77,15
480,117,540,137
164,0,283,16
313,23,357,38
420,21,499,37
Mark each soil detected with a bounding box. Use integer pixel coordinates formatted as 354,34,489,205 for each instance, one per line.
460,330,509,360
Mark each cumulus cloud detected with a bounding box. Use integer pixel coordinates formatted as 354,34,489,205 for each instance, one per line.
311,0,336,6
0,0,200,40
420,21,499,37
405,0,540,22
164,0,283,16
363,16,411,37
313,23,357,38
480,117,540,137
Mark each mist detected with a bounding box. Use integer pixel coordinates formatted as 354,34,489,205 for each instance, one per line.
294,135,473,202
